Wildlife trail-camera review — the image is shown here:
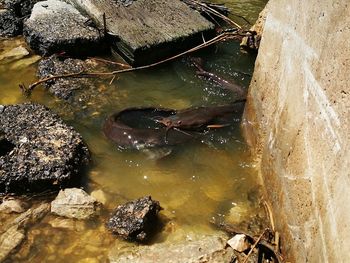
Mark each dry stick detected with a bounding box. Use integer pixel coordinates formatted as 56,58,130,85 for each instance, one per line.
230,12,252,26
109,75,117,85
243,228,268,263
88,57,131,68
185,0,242,29
25,32,239,92
103,13,107,36
264,200,275,231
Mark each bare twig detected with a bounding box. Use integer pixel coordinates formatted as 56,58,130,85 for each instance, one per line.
183,0,242,29
23,32,240,94
243,228,268,263
263,200,275,231
88,57,131,68
230,12,252,26
109,75,117,85
103,13,107,36
24,70,85,94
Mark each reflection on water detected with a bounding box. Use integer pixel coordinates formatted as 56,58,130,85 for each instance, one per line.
0,1,268,262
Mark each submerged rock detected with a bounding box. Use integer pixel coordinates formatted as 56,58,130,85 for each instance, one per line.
48,217,86,231
109,233,236,263
0,0,40,37
106,196,162,242
0,203,50,262
0,103,90,193
0,224,25,262
51,188,100,220
0,45,29,62
90,189,107,205
0,199,27,214
23,0,103,56
37,55,99,100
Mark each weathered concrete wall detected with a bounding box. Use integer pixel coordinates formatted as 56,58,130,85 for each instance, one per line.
243,0,350,261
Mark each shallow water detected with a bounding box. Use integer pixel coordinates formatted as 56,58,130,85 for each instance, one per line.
0,1,268,262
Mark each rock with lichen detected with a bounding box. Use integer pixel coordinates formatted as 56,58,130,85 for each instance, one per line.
0,103,90,194
0,0,40,37
23,0,104,56
37,55,99,100
106,196,162,242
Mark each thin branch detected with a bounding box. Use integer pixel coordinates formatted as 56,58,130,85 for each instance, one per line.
109,75,117,85
183,0,242,29
230,12,252,26
263,200,275,231
243,228,268,263
88,57,131,68
24,32,240,93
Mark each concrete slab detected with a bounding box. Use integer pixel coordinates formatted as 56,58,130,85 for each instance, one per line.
67,0,215,65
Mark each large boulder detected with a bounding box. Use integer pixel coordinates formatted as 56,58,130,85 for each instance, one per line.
0,103,90,193
51,188,100,220
23,0,104,56
0,0,40,37
106,196,162,242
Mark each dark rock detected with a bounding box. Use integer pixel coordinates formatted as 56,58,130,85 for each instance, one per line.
0,103,90,194
0,131,15,157
3,0,40,17
0,0,40,37
37,55,99,100
106,196,162,242
23,0,104,56
0,8,21,36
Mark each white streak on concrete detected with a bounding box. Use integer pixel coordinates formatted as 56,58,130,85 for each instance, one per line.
264,15,318,61
304,65,342,152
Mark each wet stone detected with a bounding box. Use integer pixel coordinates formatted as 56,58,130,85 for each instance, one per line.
23,0,104,56
106,196,162,242
51,188,100,220
227,234,251,252
0,224,25,262
0,199,27,214
0,203,50,262
90,189,107,205
37,55,100,100
0,103,90,194
0,46,29,63
48,217,86,231
109,233,236,263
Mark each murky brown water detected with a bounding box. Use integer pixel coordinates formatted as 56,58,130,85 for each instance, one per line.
0,1,268,262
